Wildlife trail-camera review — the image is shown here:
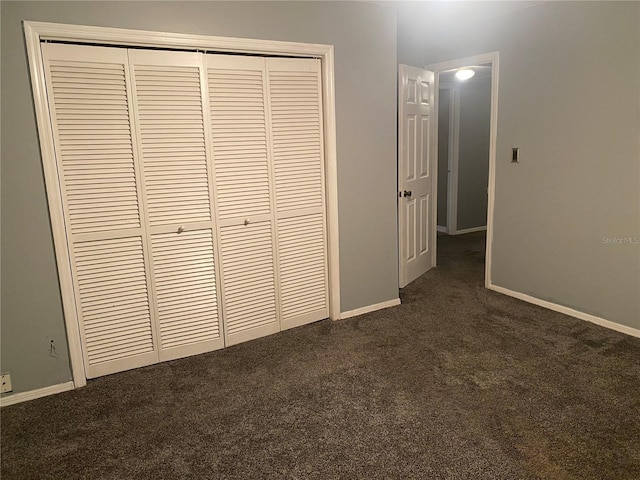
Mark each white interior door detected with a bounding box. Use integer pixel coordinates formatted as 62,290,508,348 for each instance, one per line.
398,64,436,288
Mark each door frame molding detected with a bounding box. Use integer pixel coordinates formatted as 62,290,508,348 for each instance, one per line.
427,52,499,289
24,21,341,388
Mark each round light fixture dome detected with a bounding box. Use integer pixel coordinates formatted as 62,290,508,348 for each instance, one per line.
455,69,475,80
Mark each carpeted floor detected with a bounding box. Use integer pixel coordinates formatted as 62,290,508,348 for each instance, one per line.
2,232,639,480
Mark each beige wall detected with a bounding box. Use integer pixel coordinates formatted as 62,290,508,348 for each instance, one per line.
399,1,640,328
1,1,398,394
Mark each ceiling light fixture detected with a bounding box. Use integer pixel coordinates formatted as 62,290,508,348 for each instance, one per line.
455,69,475,80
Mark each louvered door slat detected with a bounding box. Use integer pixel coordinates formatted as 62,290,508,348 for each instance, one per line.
277,213,327,323
131,55,212,228
74,236,155,368
208,57,271,220
151,229,221,355
47,55,140,236
268,66,324,214
219,221,278,345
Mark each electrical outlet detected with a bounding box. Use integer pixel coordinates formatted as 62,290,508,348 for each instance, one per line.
1,373,12,393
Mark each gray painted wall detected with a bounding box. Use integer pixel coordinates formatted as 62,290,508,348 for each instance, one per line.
1,1,398,394
437,88,450,227
399,1,640,329
438,78,491,232
457,77,491,231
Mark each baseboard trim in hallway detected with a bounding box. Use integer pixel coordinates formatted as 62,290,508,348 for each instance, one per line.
450,226,487,235
341,298,401,320
489,284,640,339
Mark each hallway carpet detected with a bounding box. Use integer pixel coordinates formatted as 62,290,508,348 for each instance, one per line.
2,232,639,479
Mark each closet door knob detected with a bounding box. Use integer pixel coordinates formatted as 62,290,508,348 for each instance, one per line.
243,219,251,226
177,225,185,233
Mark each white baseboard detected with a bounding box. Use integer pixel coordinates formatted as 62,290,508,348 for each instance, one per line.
437,225,448,233
488,284,640,338
451,226,487,235
341,298,401,320
0,381,75,408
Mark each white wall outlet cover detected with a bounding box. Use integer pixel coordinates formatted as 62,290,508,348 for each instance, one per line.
1,373,13,393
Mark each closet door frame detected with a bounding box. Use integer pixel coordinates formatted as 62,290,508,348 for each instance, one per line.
25,21,341,388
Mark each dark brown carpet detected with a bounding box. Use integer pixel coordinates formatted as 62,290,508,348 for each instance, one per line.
2,232,639,480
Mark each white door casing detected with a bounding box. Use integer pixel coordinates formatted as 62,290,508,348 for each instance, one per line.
398,64,437,288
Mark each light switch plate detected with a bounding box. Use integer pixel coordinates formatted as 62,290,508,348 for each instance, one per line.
1,373,12,393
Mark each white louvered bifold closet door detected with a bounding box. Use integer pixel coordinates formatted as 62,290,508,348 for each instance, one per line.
206,55,280,346
42,44,330,378
129,50,224,361
42,44,158,378
267,59,329,330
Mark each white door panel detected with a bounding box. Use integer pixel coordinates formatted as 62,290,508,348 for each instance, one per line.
42,43,158,378
73,236,156,378
205,55,281,345
219,221,279,346
398,64,436,288
206,55,272,222
129,49,224,361
277,213,328,329
267,58,329,329
150,228,222,361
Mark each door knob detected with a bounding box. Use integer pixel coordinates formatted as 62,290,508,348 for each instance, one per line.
243,219,251,226
177,225,185,233
403,190,412,197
